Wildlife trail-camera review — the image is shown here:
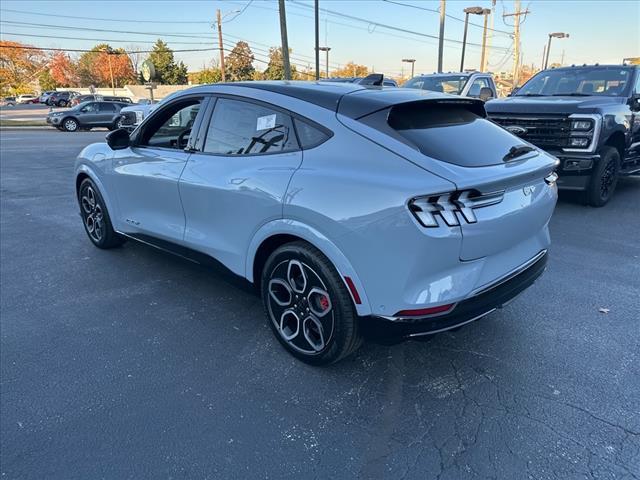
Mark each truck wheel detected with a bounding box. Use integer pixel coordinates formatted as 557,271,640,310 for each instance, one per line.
585,146,620,207
261,241,362,365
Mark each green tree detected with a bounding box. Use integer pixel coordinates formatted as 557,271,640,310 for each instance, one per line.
38,70,58,91
192,67,222,84
147,40,188,85
263,47,297,80
226,41,255,81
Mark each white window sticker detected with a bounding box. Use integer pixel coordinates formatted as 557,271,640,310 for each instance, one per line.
256,114,276,131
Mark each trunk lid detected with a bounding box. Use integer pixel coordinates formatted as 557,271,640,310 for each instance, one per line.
349,98,559,261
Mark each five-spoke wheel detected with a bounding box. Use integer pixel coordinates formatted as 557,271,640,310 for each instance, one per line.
78,178,124,249
261,242,361,365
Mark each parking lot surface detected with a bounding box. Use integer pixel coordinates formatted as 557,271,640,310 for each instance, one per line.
1,130,639,479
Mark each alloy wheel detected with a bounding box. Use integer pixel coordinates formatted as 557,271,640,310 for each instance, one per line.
80,185,104,243
266,259,335,354
600,157,617,200
64,119,78,131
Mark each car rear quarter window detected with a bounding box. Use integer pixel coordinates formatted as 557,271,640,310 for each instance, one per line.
293,118,330,149
203,98,298,155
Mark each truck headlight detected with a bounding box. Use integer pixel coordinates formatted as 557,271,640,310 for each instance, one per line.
571,119,593,131
569,137,590,147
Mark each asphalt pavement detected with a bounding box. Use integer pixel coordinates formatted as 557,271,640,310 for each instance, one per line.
1,129,639,479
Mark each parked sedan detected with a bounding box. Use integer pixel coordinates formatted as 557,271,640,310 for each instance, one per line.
47,101,129,131
403,72,497,101
74,81,558,364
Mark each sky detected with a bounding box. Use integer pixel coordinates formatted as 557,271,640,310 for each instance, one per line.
1,0,639,78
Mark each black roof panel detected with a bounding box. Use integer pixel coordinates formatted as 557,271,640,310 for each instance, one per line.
233,80,363,111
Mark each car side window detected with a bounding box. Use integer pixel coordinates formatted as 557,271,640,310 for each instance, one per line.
139,99,202,150
99,103,116,112
294,118,330,149
203,98,298,155
81,102,98,113
468,78,489,97
635,71,640,94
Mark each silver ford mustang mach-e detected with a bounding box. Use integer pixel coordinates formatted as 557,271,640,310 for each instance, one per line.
74,81,559,365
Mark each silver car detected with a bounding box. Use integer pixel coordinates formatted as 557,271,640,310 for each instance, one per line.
74,81,558,365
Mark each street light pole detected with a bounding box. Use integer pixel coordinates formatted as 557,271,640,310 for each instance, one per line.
319,46,331,78
437,0,446,72
544,32,569,69
460,7,484,72
314,0,320,80
402,58,416,79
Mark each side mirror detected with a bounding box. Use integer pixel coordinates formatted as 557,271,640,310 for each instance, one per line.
80,107,88,113
106,128,130,150
479,87,494,102
631,94,640,111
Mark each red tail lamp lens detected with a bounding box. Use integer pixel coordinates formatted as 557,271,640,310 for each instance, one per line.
394,303,455,317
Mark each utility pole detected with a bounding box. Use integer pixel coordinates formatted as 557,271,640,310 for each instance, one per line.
216,9,226,82
485,0,496,71
314,0,320,80
479,9,491,72
560,49,565,66
503,0,530,89
437,0,446,72
541,44,546,71
278,0,292,80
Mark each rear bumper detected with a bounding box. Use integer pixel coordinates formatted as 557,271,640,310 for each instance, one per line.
367,250,548,339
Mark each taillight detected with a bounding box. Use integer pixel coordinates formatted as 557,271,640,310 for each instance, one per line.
409,190,504,228
394,303,455,317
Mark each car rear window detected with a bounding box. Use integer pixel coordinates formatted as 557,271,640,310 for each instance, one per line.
363,101,530,167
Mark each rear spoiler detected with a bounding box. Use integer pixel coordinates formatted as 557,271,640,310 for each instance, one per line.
339,94,487,120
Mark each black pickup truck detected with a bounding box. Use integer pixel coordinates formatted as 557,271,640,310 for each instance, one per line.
485,65,640,206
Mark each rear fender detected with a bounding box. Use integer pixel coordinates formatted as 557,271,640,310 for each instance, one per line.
245,219,372,316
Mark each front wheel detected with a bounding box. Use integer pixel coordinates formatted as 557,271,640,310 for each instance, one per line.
585,146,620,207
62,118,79,132
78,178,125,249
261,242,362,365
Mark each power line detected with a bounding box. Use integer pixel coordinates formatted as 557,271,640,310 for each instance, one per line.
0,44,217,54
0,8,212,24
287,0,511,51
382,0,513,35
0,20,213,39
0,31,211,45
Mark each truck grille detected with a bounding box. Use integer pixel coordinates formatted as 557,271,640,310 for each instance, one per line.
489,115,571,149
120,111,137,126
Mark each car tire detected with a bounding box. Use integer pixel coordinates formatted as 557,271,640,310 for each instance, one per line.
585,146,620,207
62,118,79,132
57,100,67,107
261,241,362,365
78,178,125,249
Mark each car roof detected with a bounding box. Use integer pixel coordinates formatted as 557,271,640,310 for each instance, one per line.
184,80,470,119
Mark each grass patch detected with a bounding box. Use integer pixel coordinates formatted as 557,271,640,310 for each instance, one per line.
0,119,49,127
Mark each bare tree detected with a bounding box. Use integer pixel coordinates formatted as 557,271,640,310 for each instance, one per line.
126,44,145,77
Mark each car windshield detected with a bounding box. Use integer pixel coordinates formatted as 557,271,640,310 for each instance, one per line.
516,67,633,97
403,75,469,94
